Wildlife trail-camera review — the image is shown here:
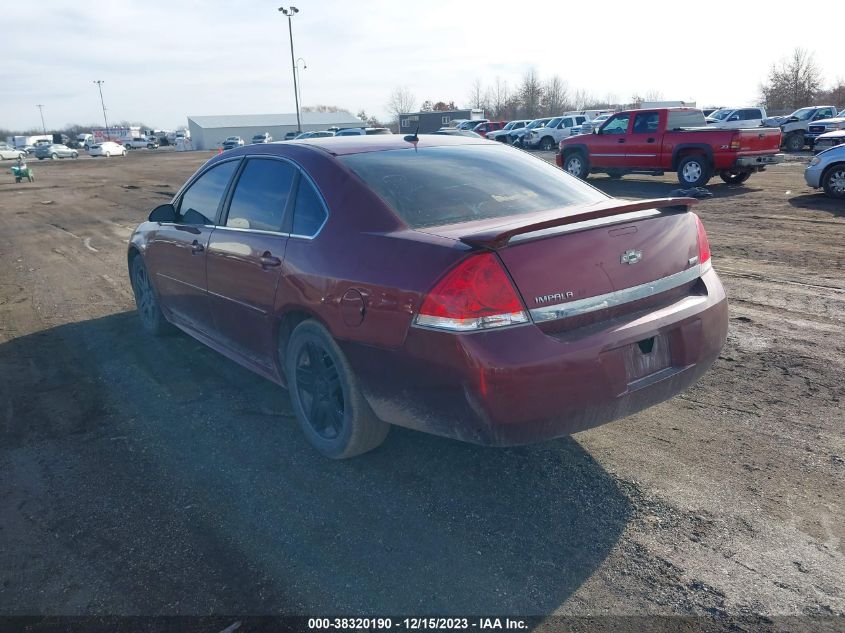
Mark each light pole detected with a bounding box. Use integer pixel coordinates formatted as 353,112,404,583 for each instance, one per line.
295,57,307,114
278,6,301,134
36,104,47,135
93,80,110,141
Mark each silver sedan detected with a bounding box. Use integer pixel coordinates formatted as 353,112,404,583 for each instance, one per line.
805,144,845,198
34,144,78,160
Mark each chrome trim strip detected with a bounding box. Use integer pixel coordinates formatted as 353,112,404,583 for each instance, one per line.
207,289,267,314
529,265,702,323
156,273,205,292
213,225,289,237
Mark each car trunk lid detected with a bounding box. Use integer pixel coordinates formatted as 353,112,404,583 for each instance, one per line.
421,198,703,329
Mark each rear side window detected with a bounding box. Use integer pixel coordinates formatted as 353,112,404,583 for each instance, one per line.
225,158,295,231
340,145,606,229
667,110,706,129
178,160,239,224
291,176,328,237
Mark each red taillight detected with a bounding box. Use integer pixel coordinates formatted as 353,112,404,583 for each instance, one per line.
729,134,741,150
416,252,528,331
694,213,711,268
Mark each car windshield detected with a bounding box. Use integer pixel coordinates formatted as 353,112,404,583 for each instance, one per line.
527,119,548,130
340,144,606,229
837,109,845,118
546,117,563,128
502,121,517,130
790,107,815,121
708,109,732,121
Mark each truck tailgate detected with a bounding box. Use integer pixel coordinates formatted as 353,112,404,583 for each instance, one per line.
736,127,782,155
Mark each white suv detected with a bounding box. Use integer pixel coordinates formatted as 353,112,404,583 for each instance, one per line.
525,115,587,150
705,107,767,129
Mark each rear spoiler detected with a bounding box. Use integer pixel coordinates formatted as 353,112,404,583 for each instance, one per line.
459,197,698,249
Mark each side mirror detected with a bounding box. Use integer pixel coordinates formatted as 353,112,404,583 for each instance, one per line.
149,203,176,223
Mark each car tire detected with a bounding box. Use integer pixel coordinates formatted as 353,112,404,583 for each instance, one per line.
130,256,174,336
564,152,589,179
822,164,845,199
125,144,131,150
51,153,58,160
677,155,710,187
540,136,556,151
285,320,389,459
71,152,78,159
719,170,751,185
784,133,804,152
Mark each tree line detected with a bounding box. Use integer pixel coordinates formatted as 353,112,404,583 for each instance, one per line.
759,48,844,113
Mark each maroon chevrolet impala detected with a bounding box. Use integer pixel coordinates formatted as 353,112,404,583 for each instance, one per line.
128,135,728,458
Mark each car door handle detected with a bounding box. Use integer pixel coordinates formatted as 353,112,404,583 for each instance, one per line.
617,138,625,143
647,138,656,143
259,252,281,268
190,240,204,254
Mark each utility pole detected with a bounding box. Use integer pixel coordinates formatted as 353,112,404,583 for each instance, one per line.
278,6,301,133
36,104,47,135
93,80,110,141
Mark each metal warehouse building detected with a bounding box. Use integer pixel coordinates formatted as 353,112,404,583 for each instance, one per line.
187,111,363,150
398,109,480,135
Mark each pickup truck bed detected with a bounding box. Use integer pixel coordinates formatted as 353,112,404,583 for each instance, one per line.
558,108,783,186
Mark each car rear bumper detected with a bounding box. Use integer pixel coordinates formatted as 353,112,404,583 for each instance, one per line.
343,266,728,446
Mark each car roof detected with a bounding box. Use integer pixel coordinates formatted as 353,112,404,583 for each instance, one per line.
277,133,493,156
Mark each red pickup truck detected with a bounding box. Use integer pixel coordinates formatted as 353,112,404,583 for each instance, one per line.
557,108,783,186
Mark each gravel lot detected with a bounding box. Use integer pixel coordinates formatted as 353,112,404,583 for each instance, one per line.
0,148,842,622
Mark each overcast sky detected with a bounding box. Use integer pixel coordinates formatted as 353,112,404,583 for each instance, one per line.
3,0,842,131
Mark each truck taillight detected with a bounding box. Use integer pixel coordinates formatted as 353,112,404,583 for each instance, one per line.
415,253,529,331
729,135,741,150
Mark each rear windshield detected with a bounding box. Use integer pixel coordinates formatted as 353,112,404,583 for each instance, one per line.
339,144,606,228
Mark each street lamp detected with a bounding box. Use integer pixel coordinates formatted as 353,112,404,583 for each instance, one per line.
278,6,301,134
295,57,307,114
93,80,110,141
36,104,47,135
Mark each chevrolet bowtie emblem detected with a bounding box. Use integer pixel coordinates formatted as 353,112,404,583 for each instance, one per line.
621,249,643,265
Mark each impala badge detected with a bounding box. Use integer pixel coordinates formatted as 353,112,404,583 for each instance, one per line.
621,249,642,265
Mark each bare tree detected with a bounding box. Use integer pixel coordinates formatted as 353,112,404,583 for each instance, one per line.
644,89,664,102
541,75,570,115
815,78,845,109
467,78,487,110
759,48,822,111
490,77,511,119
518,68,543,118
386,87,417,122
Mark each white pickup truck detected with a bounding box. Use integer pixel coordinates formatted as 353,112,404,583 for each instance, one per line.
524,115,587,150
124,137,159,150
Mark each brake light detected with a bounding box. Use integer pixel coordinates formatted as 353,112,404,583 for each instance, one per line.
416,253,529,331
729,134,741,150
694,214,712,270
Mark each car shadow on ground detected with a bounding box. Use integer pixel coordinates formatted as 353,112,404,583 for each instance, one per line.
787,192,844,216
1,312,631,615
586,176,760,200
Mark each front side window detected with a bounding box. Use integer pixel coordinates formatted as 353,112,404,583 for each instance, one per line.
291,176,328,237
225,158,295,232
340,145,606,229
546,117,563,129
178,160,239,225
601,114,630,134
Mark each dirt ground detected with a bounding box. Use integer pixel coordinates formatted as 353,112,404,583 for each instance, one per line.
0,148,842,623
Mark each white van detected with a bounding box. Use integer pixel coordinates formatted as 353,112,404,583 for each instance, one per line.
705,107,767,129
